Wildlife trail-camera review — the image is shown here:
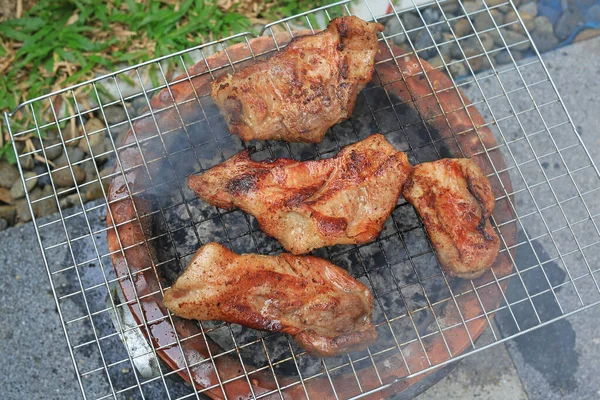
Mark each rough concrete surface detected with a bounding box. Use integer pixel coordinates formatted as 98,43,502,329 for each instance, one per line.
0,218,82,399
417,328,527,400
1,37,600,400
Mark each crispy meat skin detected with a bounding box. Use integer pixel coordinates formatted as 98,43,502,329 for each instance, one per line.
210,16,383,142
162,243,377,357
403,158,500,279
188,134,412,254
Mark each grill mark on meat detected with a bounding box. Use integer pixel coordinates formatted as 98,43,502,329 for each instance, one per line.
344,150,369,178
304,83,325,105
477,220,495,241
466,169,496,242
209,16,383,143
223,96,243,124
316,214,348,236
188,134,412,254
337,17,350,51
162,243,377,356
227,173,260,195
284,185,322,208
339,57,349,80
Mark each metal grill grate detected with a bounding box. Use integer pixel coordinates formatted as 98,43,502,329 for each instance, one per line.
4,0,600,399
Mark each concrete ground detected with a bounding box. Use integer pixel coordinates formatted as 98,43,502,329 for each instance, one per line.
1,37,599,400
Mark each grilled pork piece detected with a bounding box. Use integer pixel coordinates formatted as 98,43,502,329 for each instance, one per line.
163,242,377,357
188,134,412,254
210,16,383,142
402,158,500,279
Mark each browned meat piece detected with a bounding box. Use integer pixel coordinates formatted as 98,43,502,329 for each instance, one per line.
188,134,412,254
210,16,383,143
162,242,377,357
402,158,500,279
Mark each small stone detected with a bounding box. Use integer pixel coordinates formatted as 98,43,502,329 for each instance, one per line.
531,29,559,52
453,18,473,37
463,1,483,14
492,30,530,51
54,147,85,167
533,15,553,34
449,60,468,77
126,101,136,119
34,165,51,188
16,187,42,222
462,36,485,54
574,29,600,43
9,172,37,200
63,123,83,147
480,32,496,52
427,55,445,68
104,105,127,125
52,165,86,188
0,218,7,231
44,142,63,161
59,193,86,209
439,34,457,58
477,54,491,72
450,40,465,59
107,122,129,140
518,2,537,16
555,10,583,41
14,141,24,154
493,9,505,25
81,160,99,184
494,49,523,65
474,9,503,32
385,17,407,46
15,201,30,223
85,178,110,202
422,8,440,24
464,49,490,72
506,10,536,32
33,132,63,161
531,16,558,52
132,96,148,112
0,205,16,224
441,0,459,14
415,31,438,59
79,118,109,161
437,20,451,33
0,187,13,204
0,162,20,189
79,118,105,146
18,154,34,170
33,186,58,218
537,5,561,25
116,130,129,149
483,0,506,6
402,13,423,41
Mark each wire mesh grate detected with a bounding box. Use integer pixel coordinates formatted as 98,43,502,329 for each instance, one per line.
4,0,600,399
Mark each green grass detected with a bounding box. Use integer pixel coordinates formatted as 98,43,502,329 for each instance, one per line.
0,0,335,162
